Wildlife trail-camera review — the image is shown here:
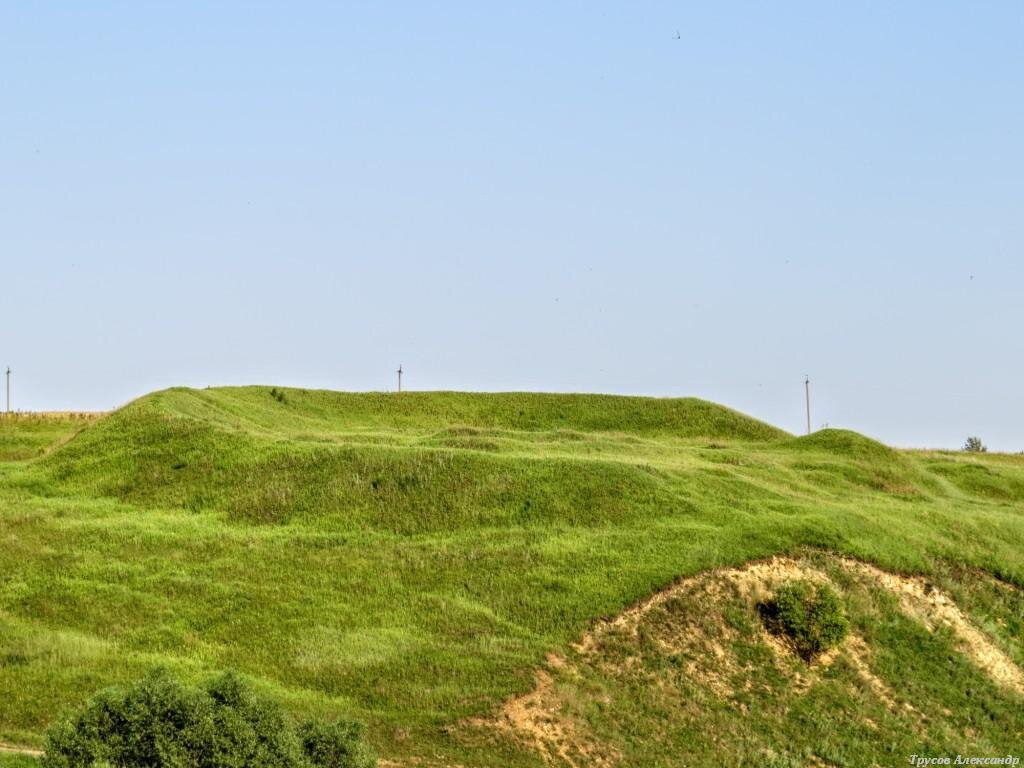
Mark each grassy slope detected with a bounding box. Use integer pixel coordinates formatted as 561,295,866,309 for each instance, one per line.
0,415,100,462
0,387,1022,765
537,553,1024,766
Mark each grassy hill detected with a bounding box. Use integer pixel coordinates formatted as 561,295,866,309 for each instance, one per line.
1,387,1023,766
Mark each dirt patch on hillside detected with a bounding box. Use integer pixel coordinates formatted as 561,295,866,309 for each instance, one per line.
574,555,1024,696
496,669,614,768
575,557,852,700
575,557,821,656
467,659,617,768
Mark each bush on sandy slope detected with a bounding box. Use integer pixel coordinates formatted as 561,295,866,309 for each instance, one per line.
41,670,374,768
762,580,849,660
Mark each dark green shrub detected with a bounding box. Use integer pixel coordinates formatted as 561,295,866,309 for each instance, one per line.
42,670,373,768
270,388,288,404
761,580,848,661
299,719,377,768
205,672,308,767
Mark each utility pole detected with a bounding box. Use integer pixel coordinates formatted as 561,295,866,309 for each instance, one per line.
804,376,811,435
5,367,10,415
396,364,403,393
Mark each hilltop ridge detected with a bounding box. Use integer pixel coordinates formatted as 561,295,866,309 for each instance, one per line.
107,386,792,440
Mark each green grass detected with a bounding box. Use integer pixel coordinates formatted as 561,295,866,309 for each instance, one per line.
0,755,39,768
1,387,1022,765
0,415,100,462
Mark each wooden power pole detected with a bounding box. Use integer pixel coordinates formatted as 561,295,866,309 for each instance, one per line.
5,367,10,415
804,376,811,435
397,364,403,393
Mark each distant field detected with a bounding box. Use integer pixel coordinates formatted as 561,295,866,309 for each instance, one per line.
0,388,1022,766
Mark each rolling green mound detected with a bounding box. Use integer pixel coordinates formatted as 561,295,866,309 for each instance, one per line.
34,388,782,528
64,386,791,440
1,389,1023,766
784,428,897,459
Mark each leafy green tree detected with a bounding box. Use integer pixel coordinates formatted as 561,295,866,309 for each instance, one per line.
963,436,987,453
299,720,376,768
42,670,374,768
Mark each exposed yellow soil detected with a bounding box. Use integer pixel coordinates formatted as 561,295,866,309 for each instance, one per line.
574,557,822,658
575,555,1024,695
466,662,616,768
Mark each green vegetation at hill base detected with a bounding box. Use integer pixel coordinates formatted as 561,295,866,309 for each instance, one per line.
1,387,1023,766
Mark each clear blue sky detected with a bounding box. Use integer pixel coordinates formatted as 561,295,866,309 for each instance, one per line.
2,3,1021,449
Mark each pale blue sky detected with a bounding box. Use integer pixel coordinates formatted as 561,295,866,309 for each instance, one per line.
2,3,1021,449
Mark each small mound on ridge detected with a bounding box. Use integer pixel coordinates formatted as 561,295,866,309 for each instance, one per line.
784,428,896,459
